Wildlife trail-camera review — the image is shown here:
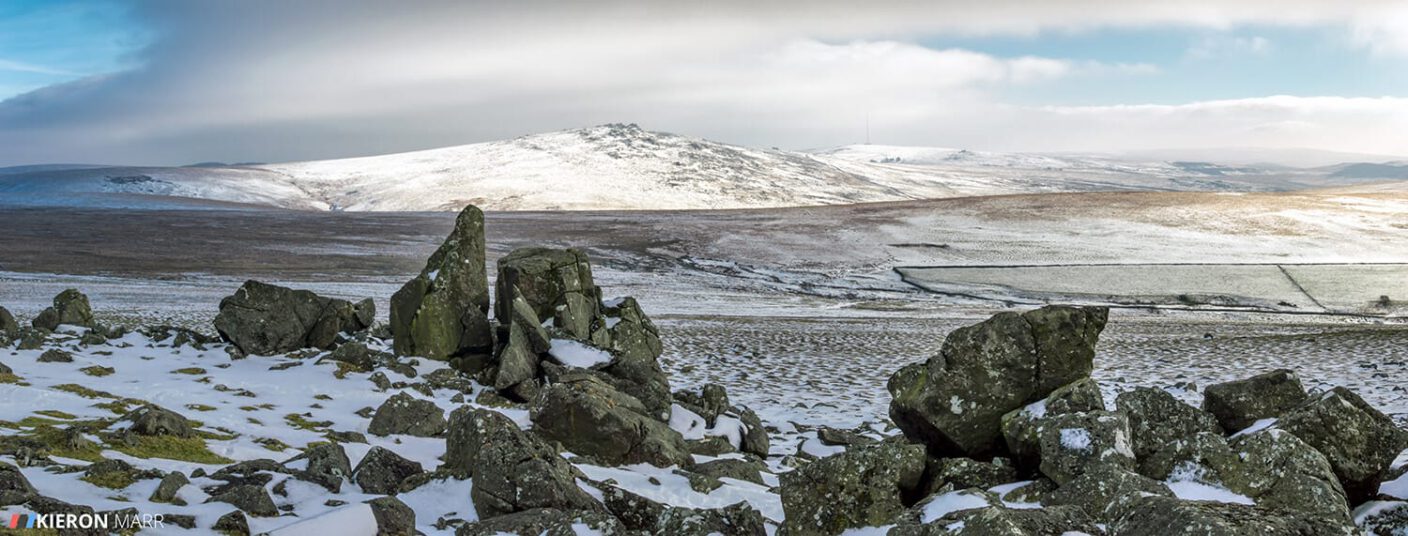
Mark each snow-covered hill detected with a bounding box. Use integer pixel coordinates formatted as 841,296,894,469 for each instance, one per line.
0,124,1396,211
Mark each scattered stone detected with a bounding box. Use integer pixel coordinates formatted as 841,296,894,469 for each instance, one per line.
691,458,766,485
0,306,18,336
390,205,493,360
285,442,352,492
923,457,1018,496
779,441,926,535
122,404,195,437
1116,386,1222,460
31,289,95,331
149,472,189,505
1044,464,1172,523
1110,495,1356,535
888,306,1108,456
325,341,378,371
817,426,877,447
366,496,416,535
1275,386,1408,503
530,375,690,467
327,430,368,444
353,446,425,495
1036,410,1136,485
37,349,73,363
163,513,197,529
442,408,601,518
212,510,250,535
1202,369,1309,432
206,484,278,517
367,392,446,437
213,280,374,355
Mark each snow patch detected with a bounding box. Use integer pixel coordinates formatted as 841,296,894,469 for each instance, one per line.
1059,428,1092,452
548,339,614,368
920,490,991,523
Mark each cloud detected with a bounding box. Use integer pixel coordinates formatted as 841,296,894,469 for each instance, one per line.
1,0,1407,165
0,59,77,76
1185,35,1273,59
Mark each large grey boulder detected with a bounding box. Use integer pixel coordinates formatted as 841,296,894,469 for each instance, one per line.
441,408,601,518
1224,429,1350,521
353,447,424,495
367,393,445,437
595,297,670,416
778,442,926,535
888,306,1108,457
495,247,601,341
0,306,18,336
213,280,373,355
1045,464,1172,523
1116,387,1222,461
456,508,624,536
31,289,95,331
122,404,195,438
390,205,493,361
365,497,416,536
1202,369,1308,432
1001,377,1106,468
1275,387,1408,503
529,375,690,467
1109,495,1357,536
1036,410,1136,485
892,497,1097,536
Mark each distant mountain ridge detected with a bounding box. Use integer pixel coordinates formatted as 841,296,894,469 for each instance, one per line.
0,124,1400,211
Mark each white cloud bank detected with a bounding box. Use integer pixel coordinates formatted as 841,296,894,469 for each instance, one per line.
1,0,1407,165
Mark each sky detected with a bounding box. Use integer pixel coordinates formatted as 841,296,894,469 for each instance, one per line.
2,0,1408,166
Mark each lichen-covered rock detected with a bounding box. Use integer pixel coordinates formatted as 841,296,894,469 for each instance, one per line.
213,280,373,355
149,472,189,505
0,462,36,497
888,306,1108,457
1116,386,1222,460
1044,464,1172,523
1001,377,1106,467
37,349,73,363
921,457,1018,497
778,441,926,535
1202,369,1308,433
491,291,547,392
122,404,195,438
600,485,765,535
367,392,445,437
1136,431,1235,481
0,306,18,336
1224,429,1350,521
285,442,352,493
353,446,424,495
495,247,601,341
456,508,624,536
212,510,250,535
1036,410,1135,485
529,375,690,467
595,296,671,416
893,502,1097,536
441,408,601,518
691,458,766,485
366,496,416,535
1275,387,1408,503
206,484,278,517
1110,495,1357,536
30,289,95,331
390,206,493,360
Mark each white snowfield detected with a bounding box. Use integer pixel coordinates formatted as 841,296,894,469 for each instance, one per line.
1,124,1397,211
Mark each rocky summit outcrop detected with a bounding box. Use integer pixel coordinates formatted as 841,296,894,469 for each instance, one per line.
31,289,95,331
888,305,1108,456
213,280,373,356
390,205,493,361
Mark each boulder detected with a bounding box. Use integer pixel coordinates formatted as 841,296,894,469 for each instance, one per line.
1001,377,1106,467
212,510,250,535
1275,387,1408,503
529,375,690,467
284,442,352,493
206,484,278,517
37,349,73,363
691,458,766,485
367,392,446,437
0,306,18,336
778,441,926,535
1115,387,1222,460
1044,464,1172,523
456,508,624,536
30,289,95,331
1109,495,1357,536
441,408,600,518
921,457,1018,496
1202,369,1308,432
888,306,1108,457
213,280,373,355
893,498,1097,536
365,496,416,536
595,297,671,416
1036,410,1136,485
149,472,189,505
0,462,36,497
353,446,424,495
491,291,548,392
390,206,493,360
122,404,195,438
1224,429,1350,521
601,485,766,535
495,247,602,341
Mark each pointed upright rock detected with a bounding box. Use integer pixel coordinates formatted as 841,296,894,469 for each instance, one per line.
390,205,493,361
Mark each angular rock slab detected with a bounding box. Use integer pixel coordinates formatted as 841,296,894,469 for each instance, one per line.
1202,369,1308,433
888,305,1108,457
1275,386,1408,503
31,288,95,331
390,205,493,360
495,247,601,340
441,408,601,518
214,280,373,355
778,442,926,535
529,375,690,467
